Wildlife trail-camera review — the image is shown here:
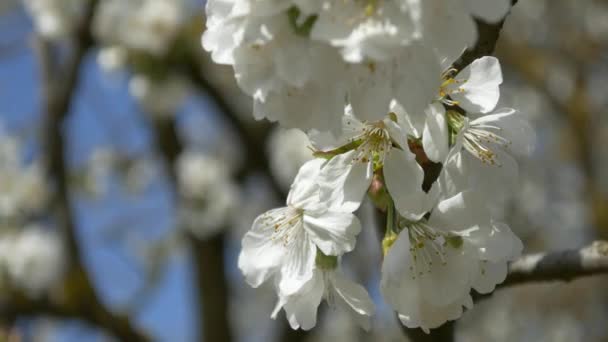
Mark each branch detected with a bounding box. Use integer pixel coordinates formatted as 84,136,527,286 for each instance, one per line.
29,0,148,340
501,241,608,287
150,111,233,342
453,0,519,71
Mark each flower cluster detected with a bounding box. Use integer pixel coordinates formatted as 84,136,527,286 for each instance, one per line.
203,0,512,132
0,130,65,297
203,0,535,333
176,150,239,239
234,49,534,330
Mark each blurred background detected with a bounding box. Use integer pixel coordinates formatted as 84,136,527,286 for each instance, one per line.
0,0,607,341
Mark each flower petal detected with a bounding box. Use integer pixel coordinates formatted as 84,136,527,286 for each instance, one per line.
279,230,317,295
331,271,375,331
471,107,536,157
238,208,289,288
280,269,325,330
472,260,508,294
287,159,325,209
428,191,491,231
465,0,511,23
450,56,503,114
393,45,443,118
304,212,361,256
422,103,449,163
318,151,373,212
468,221,523,263
383,149,437,220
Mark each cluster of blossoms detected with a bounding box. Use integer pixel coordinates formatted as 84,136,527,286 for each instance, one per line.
23,0,196,116
203,0,513,132
204,0,536,332
0,131,65,296
176,150,239,239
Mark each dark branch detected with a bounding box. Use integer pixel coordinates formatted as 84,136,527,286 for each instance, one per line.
501,241,608,287
150,109,233,342
453,0,519,71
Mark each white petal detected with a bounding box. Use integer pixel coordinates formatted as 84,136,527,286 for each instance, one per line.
318,151,373,213
471,108,536,157
428,191,490,231
287,159,325,209
303,212,361,256
422,103,449,163
463,148,520,208
393,45,442,118
330,271,375,331
381,232,470,331
421,0,477,66
279,231,317,296
281,269,325,330
383,149,436,220
465,0,511,23
390,100,425,138
472,260,508,294
398,294,472,332
468,221,523,263
309,113,365,151
450,56,503,114
348,64,392,122
238,208,289,287
438,150,468,198
384,118,409,151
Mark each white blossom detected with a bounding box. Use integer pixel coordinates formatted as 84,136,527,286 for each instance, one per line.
97,46,127,72
176,150,238,238
381,191,522,332
314,109,437,220
272,266,374,331
23,0,82,39
238,158,361,296
440,107,535,206
0,226,66,296
129,74,190,117
94,0,188,56
0,134,47,219
267,127,314,190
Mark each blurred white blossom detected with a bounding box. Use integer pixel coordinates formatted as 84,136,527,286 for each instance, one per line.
176,150,238,238
267,127,313,190
97,45,127,72
22,0,81,39
129,74,190,117
0,225,65,296
94,0,190,56
0,134,47,220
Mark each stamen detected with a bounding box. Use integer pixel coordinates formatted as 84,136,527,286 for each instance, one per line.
462,123,512,165
260,208,304,247
350,122,393,169
406,221,454,279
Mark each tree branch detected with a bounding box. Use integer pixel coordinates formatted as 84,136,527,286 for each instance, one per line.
501,241,608,287
151,110,233,342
